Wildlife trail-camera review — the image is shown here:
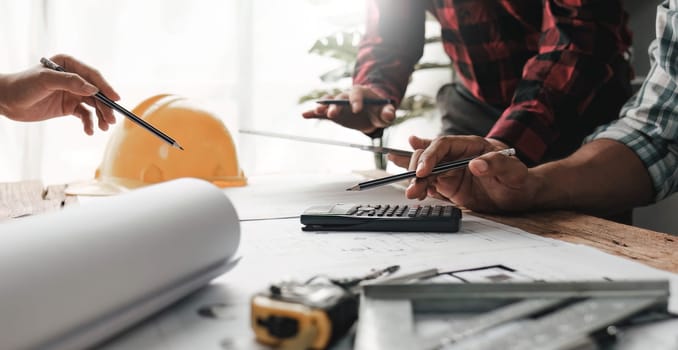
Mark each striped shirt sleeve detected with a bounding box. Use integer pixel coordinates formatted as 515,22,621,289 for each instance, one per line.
587,0,678,200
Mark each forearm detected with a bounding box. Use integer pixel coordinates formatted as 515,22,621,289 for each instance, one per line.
353,0,425,105
530,139,654,215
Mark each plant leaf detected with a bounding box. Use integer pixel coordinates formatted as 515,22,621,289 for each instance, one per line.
319,65,353,82
298,88,345,104
309,31,361,62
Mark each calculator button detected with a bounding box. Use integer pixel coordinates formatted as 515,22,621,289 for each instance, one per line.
419,206,432,216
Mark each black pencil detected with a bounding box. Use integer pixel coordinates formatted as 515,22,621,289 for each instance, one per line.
346,148,516,191
316,98,394,106
40,57,184,150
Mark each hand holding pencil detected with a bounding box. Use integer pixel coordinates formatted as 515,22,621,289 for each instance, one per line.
0,54,118,135
301,85,396,134
40,57,183,150
347,148,515,191
391,135,537,214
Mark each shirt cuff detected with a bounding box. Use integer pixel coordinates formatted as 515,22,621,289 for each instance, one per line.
587,123,675,201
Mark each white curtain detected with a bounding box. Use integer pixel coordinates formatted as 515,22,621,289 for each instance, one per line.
1,0,386,185
0,0,47,182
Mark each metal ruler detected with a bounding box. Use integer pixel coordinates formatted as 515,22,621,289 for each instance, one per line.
355,281,671,350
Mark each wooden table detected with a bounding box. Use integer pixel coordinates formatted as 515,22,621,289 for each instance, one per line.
0,181,76,220
355,170,678,274
475,211,678,273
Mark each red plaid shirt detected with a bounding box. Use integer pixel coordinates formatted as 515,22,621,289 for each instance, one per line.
354,0,632,163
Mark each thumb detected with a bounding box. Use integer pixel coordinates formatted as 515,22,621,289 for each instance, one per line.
469,152,527,186
40,70,98,96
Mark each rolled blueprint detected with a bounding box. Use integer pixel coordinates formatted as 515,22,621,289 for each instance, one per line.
0,178,240,350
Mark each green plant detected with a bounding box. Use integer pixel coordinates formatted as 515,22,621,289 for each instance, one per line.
300,30,451,169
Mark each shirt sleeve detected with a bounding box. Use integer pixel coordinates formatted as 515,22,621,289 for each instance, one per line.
487,0,630,164
353,0,427,106
587,1,678,201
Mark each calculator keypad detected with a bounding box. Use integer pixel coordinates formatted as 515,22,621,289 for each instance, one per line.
353,204,458,218
302,203,461,232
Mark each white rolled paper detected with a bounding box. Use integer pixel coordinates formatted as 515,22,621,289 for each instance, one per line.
0,178,240,350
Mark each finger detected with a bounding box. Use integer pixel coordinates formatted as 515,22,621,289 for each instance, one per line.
38,70,98,96
302,110,323,118
405,149,428,199
406,177,431,200
327,91,350,119
431,171,466,199
408,135,432,150
301,111,328,120
312,94,333,115
52,54,120,100
349,86,366,113
83,96,116,126
469,152,527,187
301,105,328,118
366,103,395,129
73,104,94,135
387,154,411,169
367,110,390,128
379,104,396,125
95,107,108,131
414,137,456,177
95,98,116,125
416,135,486,177
408,149,424,171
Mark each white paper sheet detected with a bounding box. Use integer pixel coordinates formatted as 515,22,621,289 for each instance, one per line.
0,178,241,350
95,173,678,350
222,172,442,221
101,217,678,350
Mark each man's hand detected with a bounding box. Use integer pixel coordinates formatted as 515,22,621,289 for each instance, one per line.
301,85,396,134
401,135,539,213
388,134,509,169
0,54,120,135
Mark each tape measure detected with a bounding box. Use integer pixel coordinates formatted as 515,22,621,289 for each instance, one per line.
251,265,399,349
251,280,358,349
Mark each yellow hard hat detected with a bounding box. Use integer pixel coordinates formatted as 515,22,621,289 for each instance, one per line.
83,94,246,194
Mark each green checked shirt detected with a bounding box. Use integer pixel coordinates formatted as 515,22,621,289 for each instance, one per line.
587,0,678,201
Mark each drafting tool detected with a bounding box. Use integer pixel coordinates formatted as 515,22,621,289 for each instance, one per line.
252,266,464,349
239,129,412,156
355,280,671,350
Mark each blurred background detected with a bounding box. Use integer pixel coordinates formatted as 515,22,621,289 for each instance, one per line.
0,0,445,185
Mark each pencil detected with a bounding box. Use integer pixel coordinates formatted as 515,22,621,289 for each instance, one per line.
316,98,394,106
40,57,184,151
346,148,516,191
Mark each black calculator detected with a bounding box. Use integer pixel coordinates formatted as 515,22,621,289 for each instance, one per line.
300,203,461,233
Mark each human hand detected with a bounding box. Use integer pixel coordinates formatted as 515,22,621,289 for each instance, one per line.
387,135,432,169
403,135,537,213
387,134,509,169
301,85,396,134
0,54,120,135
